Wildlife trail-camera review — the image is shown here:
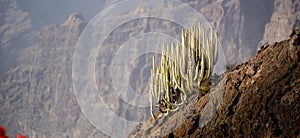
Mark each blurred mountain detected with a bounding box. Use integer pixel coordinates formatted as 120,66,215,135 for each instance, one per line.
0,14,108,137
262,0,300,44
0,0,31,48
0,0,104,74
100,0,300,64
0,0,32,74
186,0,300,64
0,0,299,137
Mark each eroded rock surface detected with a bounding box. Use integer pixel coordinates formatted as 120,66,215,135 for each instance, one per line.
128,27,300,137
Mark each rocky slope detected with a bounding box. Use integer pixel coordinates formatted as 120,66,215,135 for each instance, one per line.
128,27,300,137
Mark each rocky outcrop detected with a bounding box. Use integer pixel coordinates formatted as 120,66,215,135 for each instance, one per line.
0,0,31,48
0,0,32,74
128,27,300,137
262,0,300,45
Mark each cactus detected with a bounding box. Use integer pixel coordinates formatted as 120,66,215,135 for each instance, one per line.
149,23,219,119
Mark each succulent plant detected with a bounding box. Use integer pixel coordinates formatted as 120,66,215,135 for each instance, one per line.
149,23,219,119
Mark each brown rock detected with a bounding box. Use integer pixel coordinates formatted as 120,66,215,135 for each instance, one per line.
128,27,300,137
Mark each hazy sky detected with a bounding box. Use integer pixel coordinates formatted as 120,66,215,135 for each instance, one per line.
18,0,105,29
0,0,106,74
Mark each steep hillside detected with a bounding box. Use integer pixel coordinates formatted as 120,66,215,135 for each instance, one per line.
128,27,300,137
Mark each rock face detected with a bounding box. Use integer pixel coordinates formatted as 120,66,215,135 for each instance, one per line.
0,0,32,74
196,0,274,64
186,0,299,64
100,0,300,65
128,27,300,137
0,14,108,137
0,0,32,48
262,0,300,45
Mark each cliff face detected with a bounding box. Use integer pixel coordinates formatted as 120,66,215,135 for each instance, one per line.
128,27,300,137
262,0,300,45
187,0,299,64
0,0,31,48
0,0,32,74
101,0,300,64
196,0,274,64
0,14,108,137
